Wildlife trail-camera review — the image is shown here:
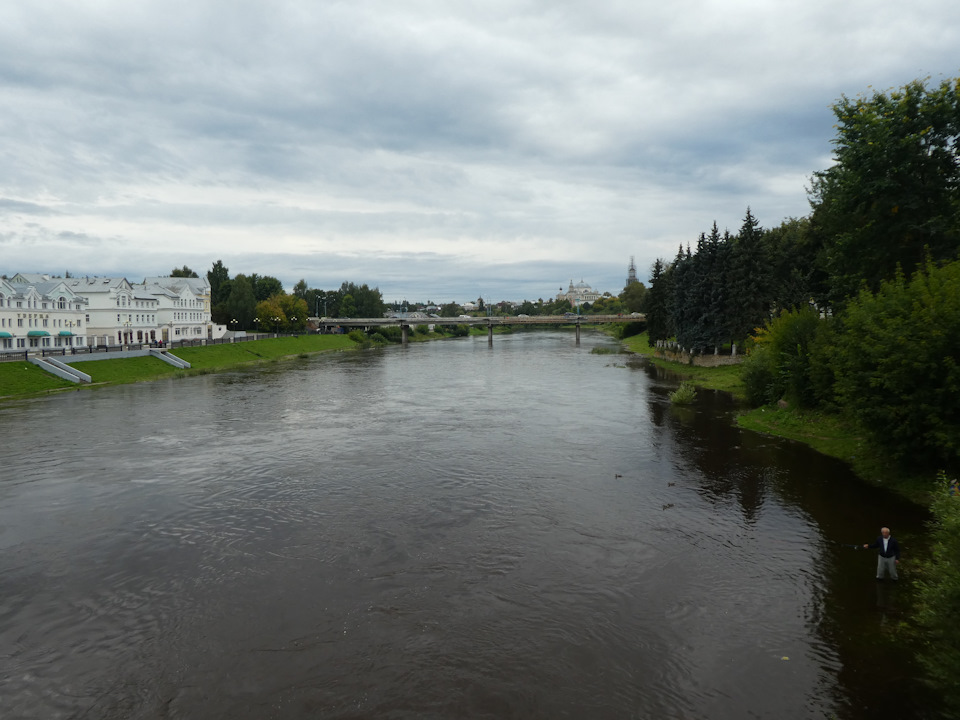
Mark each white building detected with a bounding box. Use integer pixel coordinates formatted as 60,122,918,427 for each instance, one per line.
557,279,602,307
57,276,157,346
1,275,88,352
139,277,213,342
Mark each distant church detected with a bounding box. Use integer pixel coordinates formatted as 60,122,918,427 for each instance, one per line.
625,256,639,288
557,279,601,307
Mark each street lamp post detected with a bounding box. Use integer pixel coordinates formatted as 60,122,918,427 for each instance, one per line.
290,317,297,335
273,316,280,335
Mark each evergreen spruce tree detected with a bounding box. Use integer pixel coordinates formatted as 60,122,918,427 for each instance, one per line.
729,208,771,344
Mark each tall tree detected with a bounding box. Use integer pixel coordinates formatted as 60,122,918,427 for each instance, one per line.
619,280,647,313
644,258,672,343
208,260,231,306
728,208,770,344
254,276,284,302
171,265,199,278
340,293,357,318
226,274,256,329
292,279,309,300
339,282,384,318
810,77,960,307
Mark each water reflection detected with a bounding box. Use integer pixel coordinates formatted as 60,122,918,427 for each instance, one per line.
0,331,938,718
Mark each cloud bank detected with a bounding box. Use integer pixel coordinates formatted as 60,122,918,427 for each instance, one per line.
2,0,958,302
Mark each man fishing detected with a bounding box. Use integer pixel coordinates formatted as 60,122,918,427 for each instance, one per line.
863,527,900,581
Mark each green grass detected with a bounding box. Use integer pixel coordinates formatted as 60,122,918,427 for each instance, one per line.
81,356,184,384
737,404,931,501
175,335,356,369
0,335,359,400
621,332,746,398
0,362,77,397
620,331,928,499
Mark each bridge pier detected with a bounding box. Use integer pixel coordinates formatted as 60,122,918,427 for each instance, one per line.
488,324,493,346
401,324,409,345
576,322,581,346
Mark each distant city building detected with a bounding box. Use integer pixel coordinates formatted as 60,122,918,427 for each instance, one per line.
625,256,639,287
557,279,602,307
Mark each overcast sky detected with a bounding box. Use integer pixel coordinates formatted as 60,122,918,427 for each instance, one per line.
2,1,958,304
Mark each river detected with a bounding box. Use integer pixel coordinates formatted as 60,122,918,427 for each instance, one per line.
0,330,937,719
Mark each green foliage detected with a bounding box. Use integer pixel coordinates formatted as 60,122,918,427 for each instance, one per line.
810,77,960,307
339,293,358,318
761,217,827,311
339,282,385,318
669,382,697,405
741,343,777,406
368,333,389,345
292,279,308,300
375,326,403,343
741,305,824,407
914,471,960,716
347,329,368,344
831,259,960,469
207,260,230,306
170,265,199,278
439,302,462,317
728,208,771,345
253,275,284,302
448,324,470,337
643,258,673,343
619,281,647,313
226,274,256,328
413,324,430,335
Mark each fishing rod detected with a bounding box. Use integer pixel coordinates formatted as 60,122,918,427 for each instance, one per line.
830,540,862,550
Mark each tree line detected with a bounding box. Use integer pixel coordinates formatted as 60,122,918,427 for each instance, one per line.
198,260,386,333
642,76,959,711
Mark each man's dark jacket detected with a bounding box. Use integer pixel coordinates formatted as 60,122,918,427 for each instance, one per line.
867,536,900,559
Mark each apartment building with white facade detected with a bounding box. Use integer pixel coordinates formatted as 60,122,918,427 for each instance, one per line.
1,275,88,351
3,272,222,352
139,278,211,342
60,276,159,346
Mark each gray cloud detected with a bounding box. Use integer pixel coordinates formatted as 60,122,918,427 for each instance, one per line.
1,0,958,297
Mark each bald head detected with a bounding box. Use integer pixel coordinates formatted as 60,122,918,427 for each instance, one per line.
881,527,891,538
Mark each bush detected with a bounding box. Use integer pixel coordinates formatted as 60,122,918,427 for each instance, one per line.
347,329,368,346
914,471,960,715
669,382,697,405
831,260,960,468
414,324,430,335
368,333,388,344
448,324,470,337
741,343,777,406
742,305,824,408
376,326,403,343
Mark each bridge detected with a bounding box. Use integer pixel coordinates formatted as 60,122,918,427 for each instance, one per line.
316,314,645,345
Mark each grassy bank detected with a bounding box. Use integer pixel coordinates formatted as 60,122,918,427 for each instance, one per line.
621,331,928,500
620,332,746,398
0,335,358,401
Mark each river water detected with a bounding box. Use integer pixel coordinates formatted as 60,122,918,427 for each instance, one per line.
0,331,938,719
